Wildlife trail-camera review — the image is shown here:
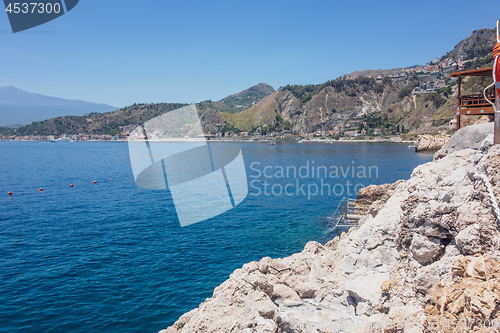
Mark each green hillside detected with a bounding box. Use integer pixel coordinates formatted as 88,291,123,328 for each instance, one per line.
197,83,275,114
11,103,187,136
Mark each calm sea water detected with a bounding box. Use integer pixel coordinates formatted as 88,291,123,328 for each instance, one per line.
0,141,432,333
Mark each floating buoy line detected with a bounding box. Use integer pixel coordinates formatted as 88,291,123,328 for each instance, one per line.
6,178,116,197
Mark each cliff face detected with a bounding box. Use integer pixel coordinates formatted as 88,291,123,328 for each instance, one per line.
216,81,406,134
292,86,377,133
162,123,500,333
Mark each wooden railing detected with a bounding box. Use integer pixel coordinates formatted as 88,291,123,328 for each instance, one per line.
459,93,496,109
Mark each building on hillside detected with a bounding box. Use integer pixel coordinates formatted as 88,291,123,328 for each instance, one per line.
413,82,436,94
443,64,458,73
425,64,440,72
344,130,359,137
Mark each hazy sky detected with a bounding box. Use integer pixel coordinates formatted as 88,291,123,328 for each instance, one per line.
1,0,499,107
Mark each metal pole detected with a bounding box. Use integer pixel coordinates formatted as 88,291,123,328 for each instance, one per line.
495,20,500,144
344,198,348,220
457,76,462,130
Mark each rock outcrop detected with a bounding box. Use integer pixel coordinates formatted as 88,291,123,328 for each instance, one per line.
161,123,500,333
434,122,494,159
415,134,451,152
356,181,402,204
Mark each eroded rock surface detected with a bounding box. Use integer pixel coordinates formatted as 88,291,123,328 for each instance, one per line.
161,123,500,333
415,134,451,152
424,255,500,333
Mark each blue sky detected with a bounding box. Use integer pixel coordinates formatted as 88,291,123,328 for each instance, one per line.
1,0,499,107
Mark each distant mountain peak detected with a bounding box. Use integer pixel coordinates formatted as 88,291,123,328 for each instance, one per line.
196,83,276,115
0,86,117,127
442,27,496,61
222,83,275,100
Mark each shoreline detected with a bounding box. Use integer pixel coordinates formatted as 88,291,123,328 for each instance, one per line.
0,138,416,144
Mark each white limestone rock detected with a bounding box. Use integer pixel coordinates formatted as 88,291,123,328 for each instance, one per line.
410,234,445,266
434,122,493,160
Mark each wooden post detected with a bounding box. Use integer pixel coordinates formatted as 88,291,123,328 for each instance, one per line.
495,20,500,144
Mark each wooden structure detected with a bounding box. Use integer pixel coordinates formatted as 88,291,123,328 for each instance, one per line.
449,67,495,130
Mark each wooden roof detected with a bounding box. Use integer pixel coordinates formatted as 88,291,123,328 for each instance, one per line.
449,67,493,77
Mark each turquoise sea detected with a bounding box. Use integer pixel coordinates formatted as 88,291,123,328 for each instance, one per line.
0,141,432,332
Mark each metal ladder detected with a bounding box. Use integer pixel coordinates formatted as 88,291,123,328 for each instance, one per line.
327,197,370,230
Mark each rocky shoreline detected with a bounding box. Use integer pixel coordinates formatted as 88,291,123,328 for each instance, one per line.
161,122,500,333
414,134,452,152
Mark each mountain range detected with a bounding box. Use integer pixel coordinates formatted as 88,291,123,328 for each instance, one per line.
0,85,117,127
201,28,497,136
2,83,275,136
2,27,498,137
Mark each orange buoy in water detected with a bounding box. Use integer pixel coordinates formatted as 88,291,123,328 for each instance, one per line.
70,184,74,187
8,191,12,195
94,181,97,184
39,188,43,191
109,178,112,181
